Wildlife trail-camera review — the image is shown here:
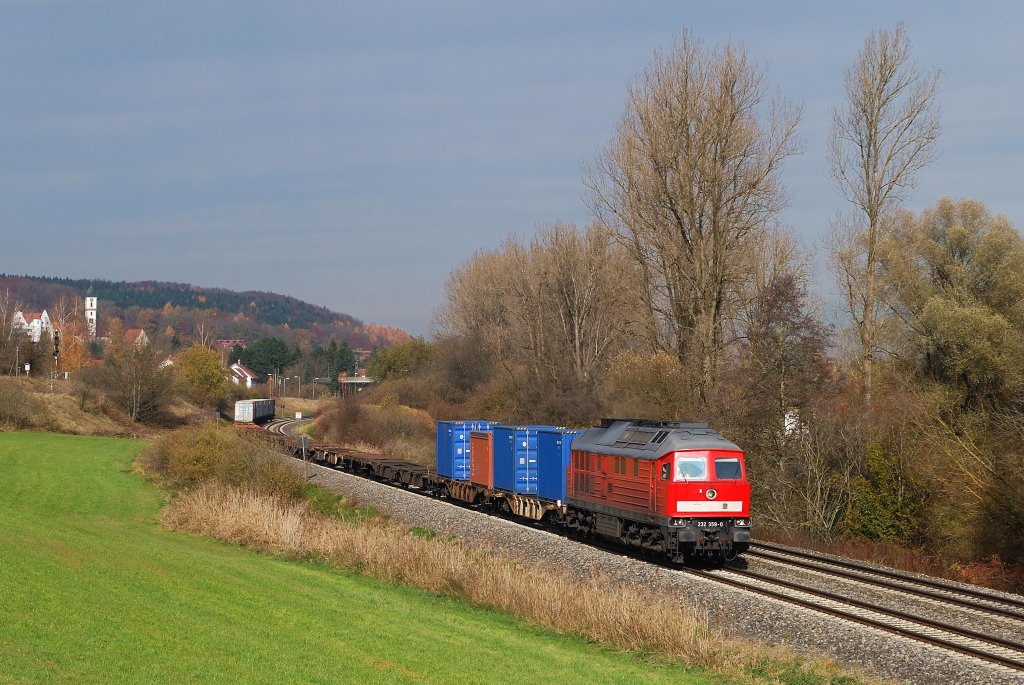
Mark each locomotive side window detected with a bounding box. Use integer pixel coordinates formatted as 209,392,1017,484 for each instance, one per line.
714,457,743,480
660,463,670,480
674,455,707,481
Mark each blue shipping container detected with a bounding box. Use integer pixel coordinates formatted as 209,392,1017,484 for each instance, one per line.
492,425,553,494
536,428,583,503
436,420,493,480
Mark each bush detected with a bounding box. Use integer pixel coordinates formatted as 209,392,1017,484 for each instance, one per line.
0,378,44,429
318,398,437,465
843,442,920,543
318,400,389,449
141,424,305,501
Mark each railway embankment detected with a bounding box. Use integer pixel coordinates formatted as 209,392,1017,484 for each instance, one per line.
290,449,1024,685
146,425,875,684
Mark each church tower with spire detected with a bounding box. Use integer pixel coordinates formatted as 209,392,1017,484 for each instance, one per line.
84,284,97,338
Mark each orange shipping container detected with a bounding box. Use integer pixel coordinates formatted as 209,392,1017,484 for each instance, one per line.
469,430,494,488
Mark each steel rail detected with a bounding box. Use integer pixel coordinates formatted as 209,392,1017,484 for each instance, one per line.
689,567,1024,673
751,541,1024,612
746,546,1024,622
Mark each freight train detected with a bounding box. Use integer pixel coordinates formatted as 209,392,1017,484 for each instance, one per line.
234,398,276,424
289,418,751,564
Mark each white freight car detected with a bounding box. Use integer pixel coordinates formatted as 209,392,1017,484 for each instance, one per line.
234,398,275,424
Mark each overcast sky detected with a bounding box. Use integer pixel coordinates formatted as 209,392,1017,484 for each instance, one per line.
2,2,1022,335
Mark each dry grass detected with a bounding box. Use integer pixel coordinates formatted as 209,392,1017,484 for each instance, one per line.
161,483,722,666
274,396,330,418
159,483,871,683
0,376,138,437
318,399,437,465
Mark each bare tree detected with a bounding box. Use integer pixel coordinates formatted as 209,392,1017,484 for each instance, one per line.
49,296,84,374
829,23,940,402
0,290,27,375
587,32,801,407
96,324,174,423
438,222,638,420
531,222,638,387
193,315,214,349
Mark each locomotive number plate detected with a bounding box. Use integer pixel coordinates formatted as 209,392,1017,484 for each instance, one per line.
696,520,726,528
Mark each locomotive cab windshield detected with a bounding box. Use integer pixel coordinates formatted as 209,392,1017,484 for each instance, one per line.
674,455,707,481
672,453,745,481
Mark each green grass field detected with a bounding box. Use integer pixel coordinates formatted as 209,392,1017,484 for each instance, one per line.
0,432,729,684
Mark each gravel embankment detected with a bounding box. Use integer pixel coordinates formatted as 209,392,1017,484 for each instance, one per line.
301,462,1024,685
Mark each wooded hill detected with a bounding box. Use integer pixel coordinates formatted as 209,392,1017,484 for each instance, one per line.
0,274,409,350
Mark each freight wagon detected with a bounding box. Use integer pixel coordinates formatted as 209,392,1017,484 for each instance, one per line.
234,398,276,424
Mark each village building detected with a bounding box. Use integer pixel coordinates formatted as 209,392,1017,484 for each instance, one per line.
124,328,149,347
12,310,54,343
84,287,97,338
230,360,259,388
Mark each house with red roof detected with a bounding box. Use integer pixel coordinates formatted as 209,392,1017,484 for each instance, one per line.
124,328,149,347
12,310,53,343
230,360,259,388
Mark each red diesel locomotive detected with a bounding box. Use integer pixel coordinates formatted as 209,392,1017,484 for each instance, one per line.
564,419,751,562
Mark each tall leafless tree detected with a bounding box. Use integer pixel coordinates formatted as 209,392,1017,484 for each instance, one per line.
0,290,27,375
587,32,802,407
438,222,637,420
829,23,940,402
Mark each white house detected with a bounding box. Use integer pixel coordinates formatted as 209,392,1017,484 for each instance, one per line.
230,360,259,388
12,310,54,343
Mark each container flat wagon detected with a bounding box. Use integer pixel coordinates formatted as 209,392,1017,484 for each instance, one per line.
234,398,275,424
270,417,751,564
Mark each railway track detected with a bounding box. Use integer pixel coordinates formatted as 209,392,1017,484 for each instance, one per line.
688,566,1024,674
747,542,1024,621
263,427,1024,678
264,418,308,436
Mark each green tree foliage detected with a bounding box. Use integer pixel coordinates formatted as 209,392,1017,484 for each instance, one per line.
844,442,919,542
881,198,1024,409
308,340,356,391
176,345,231,409
367,339,433,382
2,275,355,329
231,337,297,378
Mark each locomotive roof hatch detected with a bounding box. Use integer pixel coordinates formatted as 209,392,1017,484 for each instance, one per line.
571,418,741,459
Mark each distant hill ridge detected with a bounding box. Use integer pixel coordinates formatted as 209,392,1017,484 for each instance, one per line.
0,274,411,350
0,274,356,329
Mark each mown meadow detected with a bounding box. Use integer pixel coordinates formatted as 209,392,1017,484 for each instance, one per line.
0,431,747,684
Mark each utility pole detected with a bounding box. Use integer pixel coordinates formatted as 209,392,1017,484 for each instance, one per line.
51,330,59,392
301,436,310,481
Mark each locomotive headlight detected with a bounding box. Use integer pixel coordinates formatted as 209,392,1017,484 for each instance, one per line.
734,518,751,526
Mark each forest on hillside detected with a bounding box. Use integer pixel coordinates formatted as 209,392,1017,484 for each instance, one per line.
0,274,409,351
